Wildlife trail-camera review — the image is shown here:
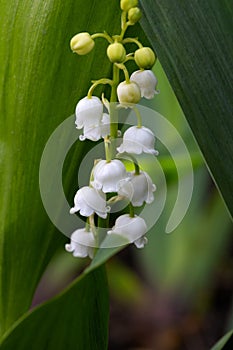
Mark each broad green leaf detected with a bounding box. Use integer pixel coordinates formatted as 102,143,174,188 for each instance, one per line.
86,234,129,274
0,0,122,336
210,330,233,350
140,0,233,216
0,266,109,350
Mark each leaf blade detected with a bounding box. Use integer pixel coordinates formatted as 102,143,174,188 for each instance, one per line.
0,0,121,336
139,0,233,216
0,266,109,350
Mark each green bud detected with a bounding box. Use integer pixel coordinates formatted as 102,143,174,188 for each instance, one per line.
117,81,141,106
134,47,156,69
120,0,138,12
107,43,126,63
70,32,95,55
128,7,142,24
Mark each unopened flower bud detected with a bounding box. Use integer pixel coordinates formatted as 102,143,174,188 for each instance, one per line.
117,81,141,106
70,32,95,55
135,47,156,69
128,7,142,24
107,43,126,63
120,0,138,11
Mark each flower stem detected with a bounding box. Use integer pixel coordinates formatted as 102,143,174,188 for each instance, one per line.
120,11,128,39
133,106,142,128
109,64,120,157
129,203,135,218
87,78,113,98
104,137,111,163
117,152,140,175
91,32,113,43
89,214,98,242
134,162,140,175
122,37,143,48
116,63,130,83
85,217,90,231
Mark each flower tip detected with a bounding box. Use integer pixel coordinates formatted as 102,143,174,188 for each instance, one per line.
79,135,86,141
70,208,76,214
134,236,148,249
65,243,73,252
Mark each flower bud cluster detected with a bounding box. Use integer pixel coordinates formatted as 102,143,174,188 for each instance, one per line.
65,1,160,259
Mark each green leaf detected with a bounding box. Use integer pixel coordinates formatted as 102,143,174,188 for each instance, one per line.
86,234,129,274
140,0,233,216
0,266,109,350
210,330,233,350
0,0,122,336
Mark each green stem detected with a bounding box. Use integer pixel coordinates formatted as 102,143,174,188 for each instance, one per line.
87,78,113,98
134,162,140,175
133,106,142,128
123,55,135,63
129,203,135,218
89,214,98,241
104,137,111,162
110,64,120,140
117,152,141,175
85,217,90,231
116,63,130,83
120,11,128,39
91,32,113,44
122,37,143,48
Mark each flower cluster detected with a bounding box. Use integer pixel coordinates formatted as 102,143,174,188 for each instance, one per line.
66,0,159,259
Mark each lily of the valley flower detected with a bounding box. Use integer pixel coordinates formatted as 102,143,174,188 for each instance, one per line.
70,186,110,218
79,113,110,141
75,96,103,130
107,214,148,248
130,70,159,99
117,171,156,206
91,159,129,193
65,229,95,258
117,81,141,107
117,125,159,155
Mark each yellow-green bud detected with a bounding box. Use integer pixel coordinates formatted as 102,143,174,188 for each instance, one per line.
134,47,156,69
107,43,126,63
128,7,142,24
120,0,138,12
117,81,141,106
70,32,95,55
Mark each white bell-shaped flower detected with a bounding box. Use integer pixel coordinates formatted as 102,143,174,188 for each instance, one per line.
130,70,159,99
91,159,129,193
117,126,159,155
65,228,95,259
107,214,148,248
117,171,156,206
75,96,103,130
70,186,110,218
79,113,110,141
